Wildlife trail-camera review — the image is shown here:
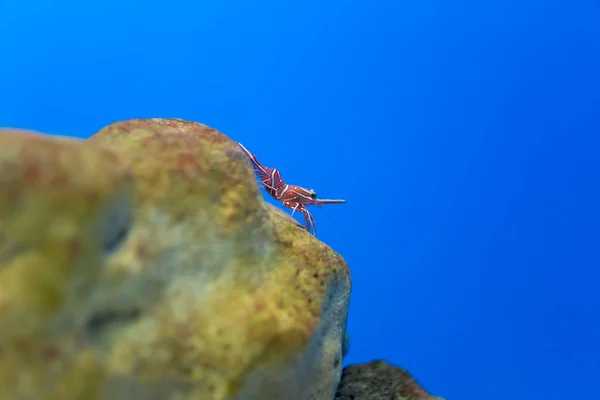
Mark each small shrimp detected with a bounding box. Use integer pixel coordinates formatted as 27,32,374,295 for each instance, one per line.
238,143,345,236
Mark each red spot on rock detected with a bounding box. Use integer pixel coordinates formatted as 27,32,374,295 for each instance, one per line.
177,153,196,166
49,172,69,187
68,240,80,259
21,160,41,183
42,345,59,362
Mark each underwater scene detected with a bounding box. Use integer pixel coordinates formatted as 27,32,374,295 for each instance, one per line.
1,1,599,399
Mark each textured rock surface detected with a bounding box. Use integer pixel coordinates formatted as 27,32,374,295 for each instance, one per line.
0,119,351,400
334,361,444,400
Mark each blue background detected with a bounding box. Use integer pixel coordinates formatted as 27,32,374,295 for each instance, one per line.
1,1,599,399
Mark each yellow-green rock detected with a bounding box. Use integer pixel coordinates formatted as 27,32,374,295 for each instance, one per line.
0,119,351,400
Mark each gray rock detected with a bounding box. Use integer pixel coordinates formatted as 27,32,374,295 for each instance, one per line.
335,360,444,400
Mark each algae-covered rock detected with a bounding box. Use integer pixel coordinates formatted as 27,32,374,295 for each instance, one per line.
334,361,444,400
0,119,351,400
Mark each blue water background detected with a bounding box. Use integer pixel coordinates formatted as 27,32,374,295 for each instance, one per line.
1,1,599,399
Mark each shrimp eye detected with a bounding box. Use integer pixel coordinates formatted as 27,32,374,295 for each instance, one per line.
310,191,317,199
